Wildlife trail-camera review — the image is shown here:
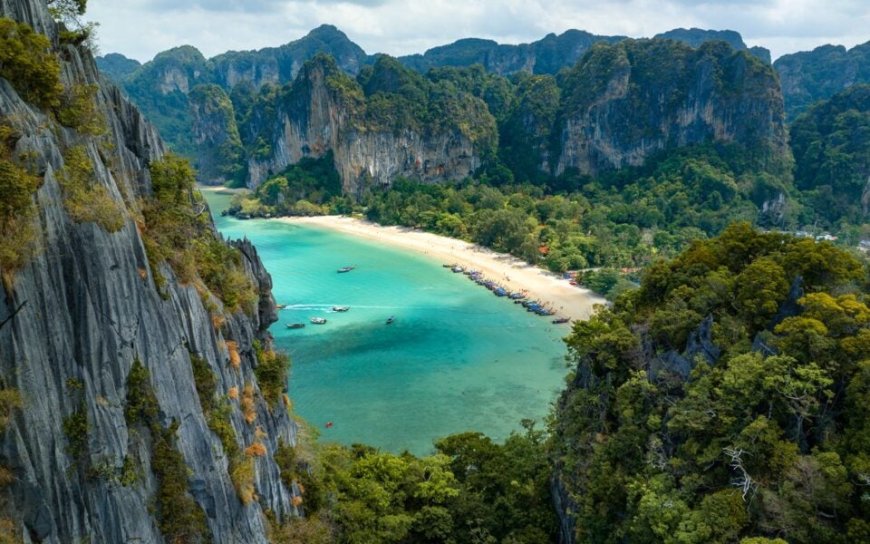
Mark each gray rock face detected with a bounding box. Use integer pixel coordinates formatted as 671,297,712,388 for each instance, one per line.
0,1,297,542
245,59,482,194
774,41,870,121
654,28,771,63
555,40,789,178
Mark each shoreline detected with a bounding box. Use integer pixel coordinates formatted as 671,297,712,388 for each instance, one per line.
275,215,607,322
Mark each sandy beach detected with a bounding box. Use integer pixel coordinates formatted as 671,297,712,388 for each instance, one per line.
276,215,606,322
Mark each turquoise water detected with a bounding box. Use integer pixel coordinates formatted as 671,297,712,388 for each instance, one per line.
204,191,570,455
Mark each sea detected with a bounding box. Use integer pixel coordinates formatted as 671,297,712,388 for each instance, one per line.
204,190,572,455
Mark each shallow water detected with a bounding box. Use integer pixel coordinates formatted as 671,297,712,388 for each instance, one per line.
205,191,571,455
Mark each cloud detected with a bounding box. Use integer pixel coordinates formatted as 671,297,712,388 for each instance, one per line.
86,0,869,63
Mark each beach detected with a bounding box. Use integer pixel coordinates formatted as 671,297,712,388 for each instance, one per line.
276,215,606,321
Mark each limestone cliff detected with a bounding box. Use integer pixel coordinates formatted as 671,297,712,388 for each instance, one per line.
244,55,493,194
399,30,626,76
554,39,790,179
189,84,245,184
653,28,771,63
0,1,298,542
774,41,870,121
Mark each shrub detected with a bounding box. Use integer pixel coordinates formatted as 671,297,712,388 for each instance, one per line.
124,360,207,542
57,83,105,135
0,389,22,433
252,343,290,407
0,122,41,278
231,456,255,505
244,441,267,457
143,155,258,314
241,383,256,424
226,340,241,369
189,352,239,459
0,18,62,108
58,146,125,232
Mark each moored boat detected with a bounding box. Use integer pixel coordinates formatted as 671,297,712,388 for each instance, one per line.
310,317,327,324
494,287,507,297
552,317,571,324
337,266,355,273
451,265,464,273
286,323,305,329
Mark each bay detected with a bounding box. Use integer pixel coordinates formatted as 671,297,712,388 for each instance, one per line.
204,190,570,455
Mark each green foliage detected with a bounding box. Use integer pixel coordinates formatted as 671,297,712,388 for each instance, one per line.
354,55,498,153
553,224,869,543
58,146,125,231
0,388,21,433
0,18,63,108
774,42,870,121
124,359,208,542
287,422,558,543
62,380,88,464
790,84,869,229
0,121,41,277
142,155,257,313
188,84,245,184
580,269,637,299
57,83,105,135
498,73,560,184
250,152,342,213
252,343,290,408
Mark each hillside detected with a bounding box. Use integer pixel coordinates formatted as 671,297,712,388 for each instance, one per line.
0,0,299,541
551,223,870,543
790,84,870,230
774,41,870,121
96,25,778,186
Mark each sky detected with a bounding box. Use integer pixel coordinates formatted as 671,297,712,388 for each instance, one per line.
86,0,869,63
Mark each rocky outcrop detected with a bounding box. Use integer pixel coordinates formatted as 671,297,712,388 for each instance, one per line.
399,30,626,76
94,52,140,81
774,41,870,121
555,39,790,178
244,56,489,194
0,1,297,542
211,24,368,89
189,84,245,184
654,28,771,63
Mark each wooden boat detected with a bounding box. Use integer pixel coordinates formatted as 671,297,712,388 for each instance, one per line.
337,266,355,273
552,317,571,324
310,317,327,325
286,323,305,329
332,306,350,312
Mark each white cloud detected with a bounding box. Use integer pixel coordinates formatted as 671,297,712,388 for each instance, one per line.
86,0,869,63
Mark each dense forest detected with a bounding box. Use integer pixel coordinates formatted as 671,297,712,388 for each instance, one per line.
552,224,870,543
262,224,870,543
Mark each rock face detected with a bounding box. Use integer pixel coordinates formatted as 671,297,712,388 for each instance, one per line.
774,41,870,121
189,84,245,184
0,1,297,542
210,24,368,89
654,28,771,63
244,56,490,194
554,39,790,178
398,30,626,76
